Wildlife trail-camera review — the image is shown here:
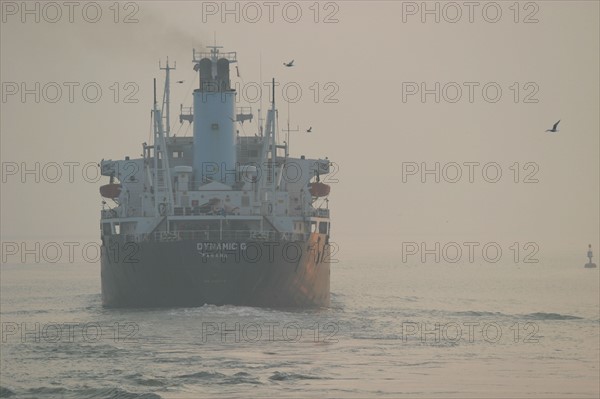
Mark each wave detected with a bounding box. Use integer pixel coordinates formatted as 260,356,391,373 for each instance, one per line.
523,312,583,320
26,387,67,395
451,310,583,321
451,310,508,318
126,373,166,387
176,371,226,380
173,370,263,385
0,386,16,398
269,371,328,381
221,372,263,385
71,387,161,399
17,387,161,399
0,309,51,316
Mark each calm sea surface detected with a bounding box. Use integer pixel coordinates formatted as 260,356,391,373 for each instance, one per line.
1,256,599,398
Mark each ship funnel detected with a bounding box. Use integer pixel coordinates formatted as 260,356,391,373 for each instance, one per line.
192,46,238,187
216,58,231,90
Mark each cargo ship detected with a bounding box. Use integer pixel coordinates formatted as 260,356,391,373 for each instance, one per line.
99,44,332,307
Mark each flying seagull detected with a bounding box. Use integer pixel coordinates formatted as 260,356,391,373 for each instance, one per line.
176,80,184,84
306,126,312,133
546,120,560,132
283,60,294,67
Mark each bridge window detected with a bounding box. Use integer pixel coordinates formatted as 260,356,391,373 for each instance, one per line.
102,223,112,236
319,222,328,234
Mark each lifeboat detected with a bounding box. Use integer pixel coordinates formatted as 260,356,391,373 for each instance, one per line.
309,182,330,197
100,183,122,199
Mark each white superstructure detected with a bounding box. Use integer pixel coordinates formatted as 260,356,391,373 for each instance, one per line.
99,44,332,244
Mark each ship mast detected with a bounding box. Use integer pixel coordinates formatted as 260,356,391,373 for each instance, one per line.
261,78,279,199
271,77,276,198
152,77,174,218
159,58,175,137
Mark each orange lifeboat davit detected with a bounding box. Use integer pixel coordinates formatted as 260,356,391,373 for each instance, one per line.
309,182,330,197
100,183,122,199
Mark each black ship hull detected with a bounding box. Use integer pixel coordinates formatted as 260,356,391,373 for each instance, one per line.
101,233,330,308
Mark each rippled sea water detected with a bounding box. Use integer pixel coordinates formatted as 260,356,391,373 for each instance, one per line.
1,257,599,398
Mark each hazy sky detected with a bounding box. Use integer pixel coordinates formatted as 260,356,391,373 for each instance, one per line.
1,1,598,260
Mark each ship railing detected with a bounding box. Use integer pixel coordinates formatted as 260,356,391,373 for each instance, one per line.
151,230,278,242
106,230,309,243
311,208,330,218
193,51,237,63
108,230,308,244
101,209,118,219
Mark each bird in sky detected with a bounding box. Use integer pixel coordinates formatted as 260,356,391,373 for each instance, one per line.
283,60,294,67
546,120,561,132
306,126,312,133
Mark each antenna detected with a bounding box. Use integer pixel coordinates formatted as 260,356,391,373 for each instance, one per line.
282,100,299,157
259,52,263,135
153,78,157,106
272,77,275,107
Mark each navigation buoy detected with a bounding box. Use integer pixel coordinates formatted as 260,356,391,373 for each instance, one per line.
584,244,597,268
